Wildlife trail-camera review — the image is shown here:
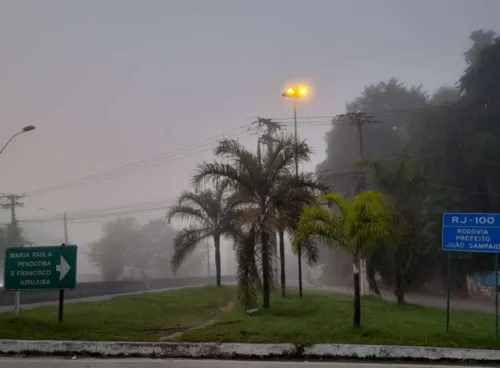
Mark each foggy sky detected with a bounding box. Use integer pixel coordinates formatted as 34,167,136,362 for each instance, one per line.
1,0,499,247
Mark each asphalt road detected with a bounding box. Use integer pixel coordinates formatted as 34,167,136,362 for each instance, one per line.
0,360,490,368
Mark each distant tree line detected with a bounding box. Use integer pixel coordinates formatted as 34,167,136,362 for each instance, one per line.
317,29,500,297
89,217,205,281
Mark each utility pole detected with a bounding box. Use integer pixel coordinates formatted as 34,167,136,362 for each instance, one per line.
256,117,281,154
335,112,378,302
0,194,25,316
63,212,69,244
336,112,377,193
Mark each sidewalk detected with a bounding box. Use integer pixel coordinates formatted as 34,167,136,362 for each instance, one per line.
304,280,496,314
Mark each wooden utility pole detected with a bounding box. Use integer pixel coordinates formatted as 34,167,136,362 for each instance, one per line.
0,194,25,248
256,117,281,154
336,112,378,193
334,112,378,327
0,194,25,316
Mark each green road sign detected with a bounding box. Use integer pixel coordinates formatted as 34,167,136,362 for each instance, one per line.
4,245,77,290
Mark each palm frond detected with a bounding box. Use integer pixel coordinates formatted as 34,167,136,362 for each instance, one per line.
289,228,319,266
296,205,345,247
192,162,250,192
166,205,209,225
317,193,350,218
170,225,211,273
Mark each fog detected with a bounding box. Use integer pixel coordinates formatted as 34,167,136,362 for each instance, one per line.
1,0,499,284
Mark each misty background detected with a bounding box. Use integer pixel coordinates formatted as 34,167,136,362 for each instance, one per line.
1,0,499,281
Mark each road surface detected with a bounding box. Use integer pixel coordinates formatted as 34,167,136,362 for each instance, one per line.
0,359,490,368
303,280,497,314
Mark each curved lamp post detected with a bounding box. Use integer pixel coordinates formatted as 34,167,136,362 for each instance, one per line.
0,125,36,157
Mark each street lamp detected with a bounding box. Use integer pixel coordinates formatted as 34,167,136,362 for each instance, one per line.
281,85,309,299
0,125,36,157
281,86,309,170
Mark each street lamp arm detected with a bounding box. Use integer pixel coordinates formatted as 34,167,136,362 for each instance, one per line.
0,132,23,157
0,126,35,157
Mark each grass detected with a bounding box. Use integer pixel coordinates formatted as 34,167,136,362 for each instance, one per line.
181,290,500,349
0,286,235,341
2,286,500,349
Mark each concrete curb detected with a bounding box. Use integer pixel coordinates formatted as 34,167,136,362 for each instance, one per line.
0,340,499,363
303,344,500,363
0,340,297,359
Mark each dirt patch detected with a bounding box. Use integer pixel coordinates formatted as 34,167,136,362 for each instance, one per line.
159,301,235,341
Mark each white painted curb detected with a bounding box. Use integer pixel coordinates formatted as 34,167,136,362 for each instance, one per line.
0,340,297,359
0,340,499,362
304,344,500,362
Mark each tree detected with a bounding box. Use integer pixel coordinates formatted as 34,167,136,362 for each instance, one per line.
316,78,429,291
193,134,319,309
167,179,238,287
131,219,178,280
464,29,497,65
296,191,391,327
89,217,139,281
89,217,179,281
361,157,428,304
274,176,323,297
401,31,500,293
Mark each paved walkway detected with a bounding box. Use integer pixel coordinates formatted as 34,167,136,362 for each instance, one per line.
303,280,496,314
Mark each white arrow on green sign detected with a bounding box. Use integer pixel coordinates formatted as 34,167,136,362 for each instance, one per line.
3,245,78,290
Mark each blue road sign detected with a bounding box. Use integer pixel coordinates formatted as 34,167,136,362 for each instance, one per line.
442,213,500,253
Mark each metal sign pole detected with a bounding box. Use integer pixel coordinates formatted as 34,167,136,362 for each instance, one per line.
495,254,499,339
446,252,451,332
58,243,66,323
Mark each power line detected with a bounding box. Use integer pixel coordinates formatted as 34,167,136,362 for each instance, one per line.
273,104,462,123
12,198,177,225
316,168,500,197
24,127,257,197
19,107,451,198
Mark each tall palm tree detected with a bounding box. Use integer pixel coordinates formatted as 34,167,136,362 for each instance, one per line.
296,191,391,327
167,179,238,287
192,134,318,309
273,174,324,297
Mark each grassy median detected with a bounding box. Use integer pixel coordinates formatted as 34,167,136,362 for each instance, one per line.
1,286,499,349
0,286,235,341
181,291,500,349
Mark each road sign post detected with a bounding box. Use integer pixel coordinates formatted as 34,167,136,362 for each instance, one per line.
58,243,66,323
3,245,77,319
496,254,499,339
442,212,500,335
445,252,451,332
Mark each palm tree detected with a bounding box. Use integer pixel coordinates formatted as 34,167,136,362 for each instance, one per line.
167,179,238,287
296,191,391,328
192,134,319,309
360,157,428,304
274,175,323,297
